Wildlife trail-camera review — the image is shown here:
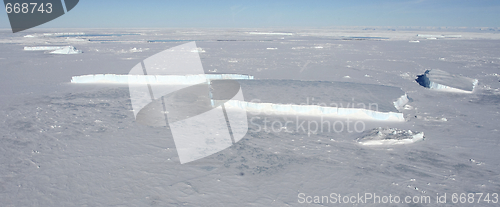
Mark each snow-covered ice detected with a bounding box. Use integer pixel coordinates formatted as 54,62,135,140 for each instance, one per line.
1,28,500,206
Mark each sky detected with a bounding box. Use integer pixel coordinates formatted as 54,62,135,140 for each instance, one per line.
1,0,499,29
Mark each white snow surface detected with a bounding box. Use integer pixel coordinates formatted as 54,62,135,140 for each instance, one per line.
1,28,500,206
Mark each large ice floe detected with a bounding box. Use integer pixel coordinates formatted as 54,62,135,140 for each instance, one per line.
416,69,478,93
357,127,424,146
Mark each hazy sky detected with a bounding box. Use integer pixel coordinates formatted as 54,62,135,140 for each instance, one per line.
1,0,499,29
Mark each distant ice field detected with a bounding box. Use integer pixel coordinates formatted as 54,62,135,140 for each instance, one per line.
0,28,499,206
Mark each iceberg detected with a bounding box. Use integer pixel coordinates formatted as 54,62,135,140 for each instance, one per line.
71,74,254,84
393,94,409,111
223,80,410,121
237,80,409,113
43,32,86,36
225,100,405,121
248,32,293,35
417,34,461,38
24,46,65,51
416,69,478,93
24,46,82,54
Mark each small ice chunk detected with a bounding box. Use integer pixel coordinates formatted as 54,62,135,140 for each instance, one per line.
50,46,82,54
357,127,424,146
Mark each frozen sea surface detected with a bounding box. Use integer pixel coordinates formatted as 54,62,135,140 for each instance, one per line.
0,28,500,206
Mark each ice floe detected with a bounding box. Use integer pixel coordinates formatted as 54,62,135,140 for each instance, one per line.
357,127,424,145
